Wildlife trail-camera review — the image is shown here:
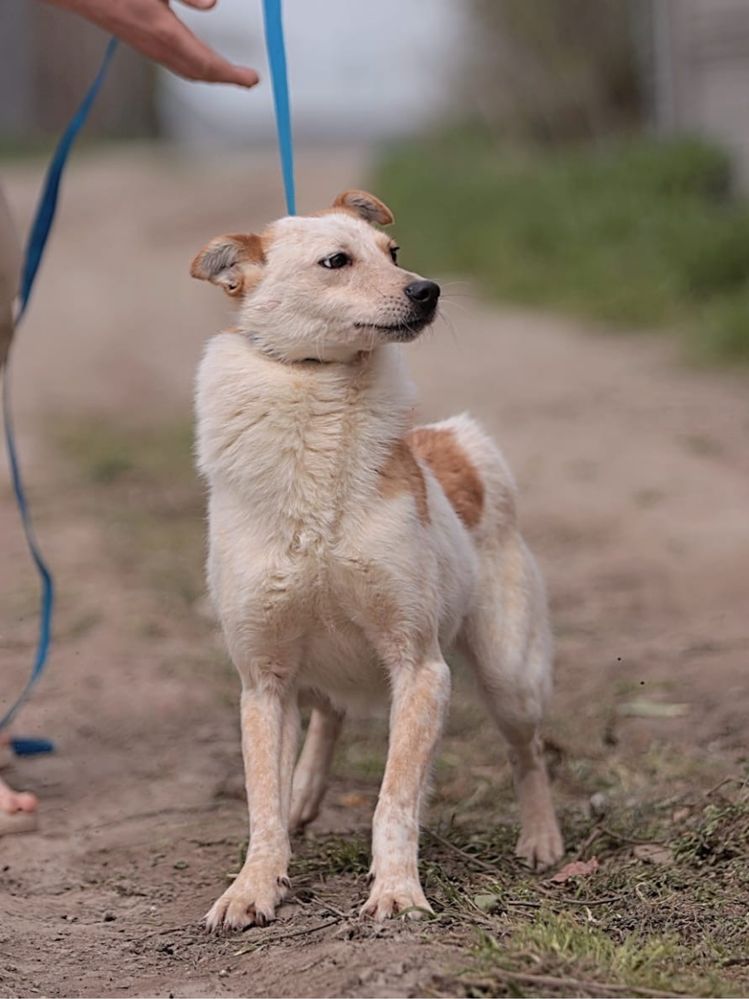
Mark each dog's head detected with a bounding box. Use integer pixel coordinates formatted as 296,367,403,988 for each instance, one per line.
190,190,440,363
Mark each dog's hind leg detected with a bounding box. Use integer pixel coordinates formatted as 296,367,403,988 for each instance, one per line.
461,531,563,870
289,700,344,833
280,693,302,833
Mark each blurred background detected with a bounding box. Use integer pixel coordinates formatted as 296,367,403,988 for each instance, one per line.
2,3,749,997
5,0,749,357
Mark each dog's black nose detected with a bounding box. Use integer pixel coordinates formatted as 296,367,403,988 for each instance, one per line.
404,280,441,310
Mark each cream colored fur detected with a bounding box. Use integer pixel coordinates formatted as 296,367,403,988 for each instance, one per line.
192,192,562,931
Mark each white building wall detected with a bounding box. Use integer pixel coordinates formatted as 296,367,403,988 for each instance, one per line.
655,0,749,190
159,0,467,144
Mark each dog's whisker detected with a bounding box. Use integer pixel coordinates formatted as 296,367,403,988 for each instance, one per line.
436,311,460,345
440,280,473,293
439,297,470,318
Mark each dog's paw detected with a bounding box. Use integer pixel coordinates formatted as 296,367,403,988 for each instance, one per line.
361,877,433,921
515,819,564,871
205,867,290,932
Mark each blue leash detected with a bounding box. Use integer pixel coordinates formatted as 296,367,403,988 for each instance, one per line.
3,4,296,743
262,0,296,215
0,37,118,737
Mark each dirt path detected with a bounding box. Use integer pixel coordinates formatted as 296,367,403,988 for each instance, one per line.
1,150,748,998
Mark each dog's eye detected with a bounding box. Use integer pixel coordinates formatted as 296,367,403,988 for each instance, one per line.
320,252,351,270
389,245,399,264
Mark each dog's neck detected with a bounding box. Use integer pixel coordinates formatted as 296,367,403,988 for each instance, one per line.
241,330,371,368
196,335,417,542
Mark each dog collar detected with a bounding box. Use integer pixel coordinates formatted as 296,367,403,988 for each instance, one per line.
237,330,369,367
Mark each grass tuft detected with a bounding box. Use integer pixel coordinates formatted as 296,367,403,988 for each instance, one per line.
52,417,205,614
673,794,749,867
472,911,688,995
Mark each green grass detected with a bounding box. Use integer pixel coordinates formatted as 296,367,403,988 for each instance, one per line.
374,132,749,361
55,418,193,485
433,780,748,995
53,417,205,614
473,914,689,995
0,134,145,164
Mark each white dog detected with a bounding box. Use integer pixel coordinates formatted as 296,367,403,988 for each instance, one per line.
191,190,563,931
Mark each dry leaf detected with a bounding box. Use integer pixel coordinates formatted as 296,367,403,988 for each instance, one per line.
549,857,600,883
338,791,369,808
633,843,674,865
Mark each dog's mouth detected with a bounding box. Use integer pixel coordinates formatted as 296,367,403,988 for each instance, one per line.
354,313,435,341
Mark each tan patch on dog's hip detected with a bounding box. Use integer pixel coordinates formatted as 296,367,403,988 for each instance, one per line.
378,440,430,525
408,428,484,529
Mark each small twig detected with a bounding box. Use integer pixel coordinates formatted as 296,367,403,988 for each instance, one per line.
425,828,507,877
452,970,683,998
538,885,626,907
315,900,349,919
597,825,667,847
574,824,604,860
294,955,327,976
80,802,226,834
704,775,748,800
233,916,342,956
567,895,625,908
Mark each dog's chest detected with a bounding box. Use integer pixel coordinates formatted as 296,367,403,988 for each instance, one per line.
232,538,390,702
198,338,436,699
197,338,411,545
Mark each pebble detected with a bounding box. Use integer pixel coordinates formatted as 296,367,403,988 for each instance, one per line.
589,791,609,817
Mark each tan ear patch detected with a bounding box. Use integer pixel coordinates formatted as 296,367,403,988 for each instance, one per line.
190,233,265,297
331,190,394,226
408,428,484,529
378,439,430,525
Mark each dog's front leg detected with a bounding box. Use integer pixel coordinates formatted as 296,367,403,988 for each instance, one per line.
206,680,296,931
362,650,450,920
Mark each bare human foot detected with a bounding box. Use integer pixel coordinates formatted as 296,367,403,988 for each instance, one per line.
0,737,39,835
0,776,38,815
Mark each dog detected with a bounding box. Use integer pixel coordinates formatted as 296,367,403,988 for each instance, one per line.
191,190,563,931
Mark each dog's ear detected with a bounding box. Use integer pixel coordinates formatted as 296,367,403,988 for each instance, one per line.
331,190,394,226
190,234,265,297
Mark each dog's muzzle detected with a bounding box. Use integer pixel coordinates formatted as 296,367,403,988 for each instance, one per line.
355,280,441,341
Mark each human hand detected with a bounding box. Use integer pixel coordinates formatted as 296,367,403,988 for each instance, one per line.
43,0,259,87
